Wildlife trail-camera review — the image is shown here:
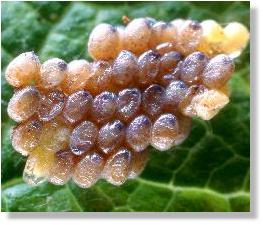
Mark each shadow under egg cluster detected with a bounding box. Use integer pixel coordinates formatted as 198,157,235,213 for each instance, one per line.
5,17,249,188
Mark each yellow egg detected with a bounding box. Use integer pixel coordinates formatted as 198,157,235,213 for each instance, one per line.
223,22,249,57
23,147,55,186
201,20,225,43
197,20,225,56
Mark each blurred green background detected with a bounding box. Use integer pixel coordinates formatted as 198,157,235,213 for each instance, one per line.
1,1,250,212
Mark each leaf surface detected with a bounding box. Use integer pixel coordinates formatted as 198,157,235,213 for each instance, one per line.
1,1,250,212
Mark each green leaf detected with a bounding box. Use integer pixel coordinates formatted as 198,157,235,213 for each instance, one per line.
1,1,250,212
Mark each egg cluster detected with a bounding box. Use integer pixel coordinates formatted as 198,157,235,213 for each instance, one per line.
5,17,249,188
88,18,249,60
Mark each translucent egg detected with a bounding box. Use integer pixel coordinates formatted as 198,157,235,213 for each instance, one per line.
38,90,65,122
70,121,98,155
39,121,71,152
123,18,152,55
151,113,179,151
182,89,229,120
129,149,149,179
137,50,161,87
165,80,189,111
223,22,250,57
158,51,182,76
201,20,225,43
201,54,235,89
40,58,68,89
97,66,116,93
116,88,141,122
88,23,120,60
7,86,40,122
179,51,208,84
98,120,125,154
49,149,75,185
111,50,139,88
91,91,116,124
5,51,41,88
171,19,185,31
23,147,54,186
142,84,165,118
86,61,111,95
176,20,203,56
126,115,152,152
73,152,105,188
11,119,42,156
63,59,92,94
149,22,177,48
103,148,132,185
63,90,93,124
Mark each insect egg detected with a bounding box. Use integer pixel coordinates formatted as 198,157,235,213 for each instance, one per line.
171,18,185,31
73,152,105,188
116,88,142,122
165,80,189,112
197,20,225,56
7,86,40,123
103,148,132,185
179,51,208,84
123,18,152,55
49,149,75,185
149,21,177,48
38,121,71,152
129,149,149,179
201,54,235,89
88,23,120,60
5,51,41,88
223,22,250,57
151,113,179,151
158,51,182,77
126,115,152,152
86,61,111,95
63,90,93,124
111,50,139,88
70,121,98,155
23,147,55,186
137,50,161,86
91,91,116,124
176,20,203,56
63,59,92,94
40,58,68,89
11,119,43,156
200,20,225,43
142,84,165,118
97,120,126,154
38,90,65,122
182,89,229,120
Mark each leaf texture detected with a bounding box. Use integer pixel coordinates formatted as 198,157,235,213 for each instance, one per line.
1,1,250,212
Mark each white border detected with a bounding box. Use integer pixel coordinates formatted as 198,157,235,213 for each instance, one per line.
1,0,261,224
